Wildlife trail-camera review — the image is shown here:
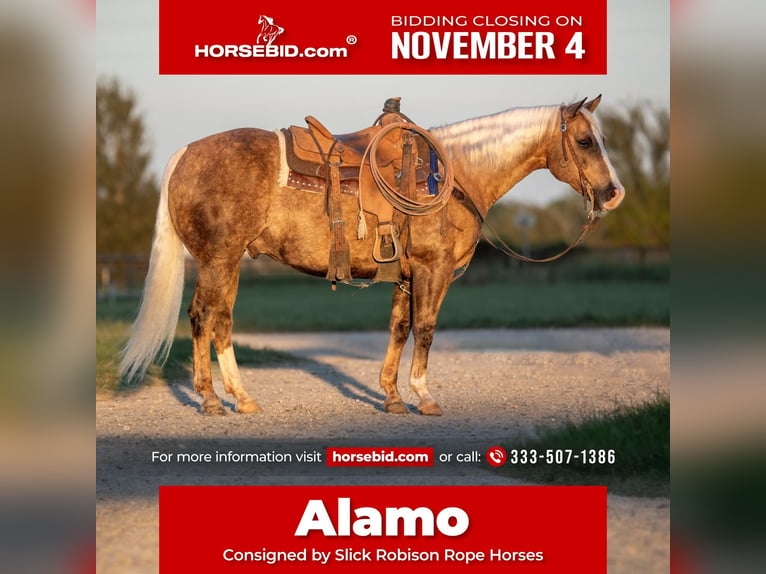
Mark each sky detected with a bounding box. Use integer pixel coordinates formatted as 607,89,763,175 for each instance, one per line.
96,1,670,206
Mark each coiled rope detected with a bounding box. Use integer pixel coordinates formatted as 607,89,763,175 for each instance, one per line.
364,122,454,217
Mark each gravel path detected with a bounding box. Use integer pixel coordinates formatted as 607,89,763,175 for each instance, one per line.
97,327,670,573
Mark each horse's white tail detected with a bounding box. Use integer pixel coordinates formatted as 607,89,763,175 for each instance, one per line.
119,147,188,382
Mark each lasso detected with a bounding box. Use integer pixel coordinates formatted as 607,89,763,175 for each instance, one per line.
364,122,455,217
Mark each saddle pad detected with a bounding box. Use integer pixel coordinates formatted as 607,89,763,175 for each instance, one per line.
286,170,358,195
284,170,431,196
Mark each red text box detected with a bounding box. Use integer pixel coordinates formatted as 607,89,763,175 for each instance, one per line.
159,485,606,573
159,0,606,75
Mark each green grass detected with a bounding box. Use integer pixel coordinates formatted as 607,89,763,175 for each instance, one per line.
234,276,670,330
96,320,131,393
500,394,670,497
98,275,669,333
438,280,669,328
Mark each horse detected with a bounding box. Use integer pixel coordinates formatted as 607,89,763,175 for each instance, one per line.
257,15,284,46
119,95,625,416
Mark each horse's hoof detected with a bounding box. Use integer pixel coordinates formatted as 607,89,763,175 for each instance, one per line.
384,400,410,414
418,402,443,416
201,401,226,416
236,399,262,414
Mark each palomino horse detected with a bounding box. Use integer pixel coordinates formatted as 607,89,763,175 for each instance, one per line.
120,95,624,416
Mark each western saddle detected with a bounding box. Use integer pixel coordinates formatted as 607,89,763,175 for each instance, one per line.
280,97,443,285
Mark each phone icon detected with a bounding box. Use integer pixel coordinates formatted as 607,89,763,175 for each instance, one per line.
486,446,507,467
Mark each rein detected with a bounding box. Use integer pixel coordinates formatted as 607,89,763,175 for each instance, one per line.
479,208,600,263
461,105,602,264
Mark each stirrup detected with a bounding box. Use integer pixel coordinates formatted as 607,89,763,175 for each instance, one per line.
372,222,402,264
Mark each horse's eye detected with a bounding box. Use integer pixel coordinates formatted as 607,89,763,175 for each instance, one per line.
577,138,591,148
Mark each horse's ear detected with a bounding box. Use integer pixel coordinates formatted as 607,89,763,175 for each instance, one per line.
563,97,588,121
584,94,602,112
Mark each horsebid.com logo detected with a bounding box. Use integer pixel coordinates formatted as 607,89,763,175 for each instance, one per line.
194,14,353,59
256,15,284,46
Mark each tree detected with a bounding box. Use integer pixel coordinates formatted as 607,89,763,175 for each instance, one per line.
597,102,670,249
96,77,159,255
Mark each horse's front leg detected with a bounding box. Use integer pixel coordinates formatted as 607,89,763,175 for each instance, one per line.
379,281,412,414
408,262,452,416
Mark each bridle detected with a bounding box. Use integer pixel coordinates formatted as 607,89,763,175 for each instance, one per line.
473,105,602,264
558,105,597,213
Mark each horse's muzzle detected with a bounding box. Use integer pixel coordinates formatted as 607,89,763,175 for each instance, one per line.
599,186,625,212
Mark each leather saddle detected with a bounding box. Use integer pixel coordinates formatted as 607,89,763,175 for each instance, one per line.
282,115,431,192
280,98,432,283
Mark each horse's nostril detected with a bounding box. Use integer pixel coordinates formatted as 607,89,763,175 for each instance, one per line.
609,188,617,199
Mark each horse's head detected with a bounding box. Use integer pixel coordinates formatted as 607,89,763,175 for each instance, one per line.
546,95,625,213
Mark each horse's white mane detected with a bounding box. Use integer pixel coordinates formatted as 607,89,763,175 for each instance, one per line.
431,106,558,170
431,104,603,172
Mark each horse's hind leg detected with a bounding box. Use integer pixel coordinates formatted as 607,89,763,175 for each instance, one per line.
211,264,260,414
188,274,224,415
188,258,259,414
379,282,412,414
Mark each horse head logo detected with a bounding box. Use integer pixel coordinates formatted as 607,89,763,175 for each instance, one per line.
257,15,285,46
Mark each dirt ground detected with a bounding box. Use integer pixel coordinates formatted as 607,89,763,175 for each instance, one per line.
96,327,670,573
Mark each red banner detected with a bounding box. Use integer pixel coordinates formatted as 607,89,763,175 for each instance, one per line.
159,485,606,573
159,0,606,75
